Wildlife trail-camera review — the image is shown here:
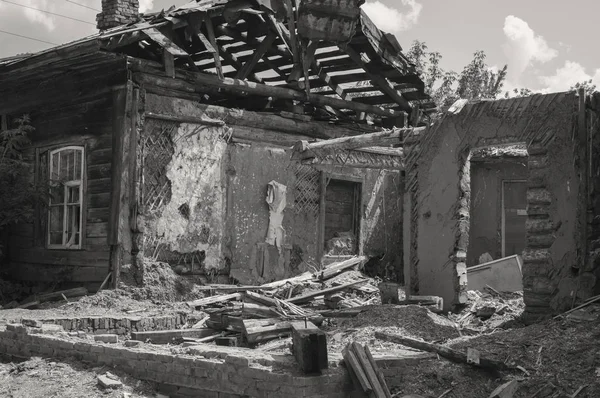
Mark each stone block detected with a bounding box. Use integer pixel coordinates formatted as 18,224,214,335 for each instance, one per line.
94,334,118,343
21,319,42,328
97,374,122,389
6,324,27,334
124,340,141,347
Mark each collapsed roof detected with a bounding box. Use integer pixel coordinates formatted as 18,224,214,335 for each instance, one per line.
0,0,436,125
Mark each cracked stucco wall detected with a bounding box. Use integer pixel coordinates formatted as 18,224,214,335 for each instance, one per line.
413,93,585,316
144,122,228,271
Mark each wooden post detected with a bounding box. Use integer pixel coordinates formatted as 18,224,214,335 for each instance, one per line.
291,321,328,374
402,191,411,295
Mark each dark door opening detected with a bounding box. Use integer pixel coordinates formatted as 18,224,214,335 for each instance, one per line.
502,180,527,258
323,179,361,255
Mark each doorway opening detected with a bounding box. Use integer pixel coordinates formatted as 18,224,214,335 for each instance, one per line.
322,178,362,256
466,145,529,267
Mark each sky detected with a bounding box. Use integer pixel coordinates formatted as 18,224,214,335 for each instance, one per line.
0,0,598,95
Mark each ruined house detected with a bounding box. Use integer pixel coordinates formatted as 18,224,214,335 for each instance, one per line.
0,0,434,289
403,93,600,319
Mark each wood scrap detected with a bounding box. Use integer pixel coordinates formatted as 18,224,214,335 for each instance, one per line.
364,345,392,398
375,332,510,371
314,256,368,281
342,344,373,396
286,279,368,304
206,314,244,332
36,287,88,303
17,301,39,309
343,342,391,398
554,294,600,319
291,321,328,374
196,285,272,292
97,272,112,293
186,292,241,308
260,271,314,289
192,316,209,328
243,318,292,344
489,380,518,398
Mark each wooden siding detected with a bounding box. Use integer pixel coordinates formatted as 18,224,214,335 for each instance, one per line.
2,54,127,283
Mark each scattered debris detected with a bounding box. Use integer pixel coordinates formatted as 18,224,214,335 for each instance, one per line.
97,373,123,389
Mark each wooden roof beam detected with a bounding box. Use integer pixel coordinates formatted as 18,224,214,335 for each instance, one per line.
340,44,412,113
235,30,277,80
129,58,397,117
292,127,424,160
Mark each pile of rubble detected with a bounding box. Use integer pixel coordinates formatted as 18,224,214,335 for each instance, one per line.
450,288,525,333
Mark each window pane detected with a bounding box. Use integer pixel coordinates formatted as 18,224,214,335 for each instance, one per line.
67,186,80,204
65,204,80,247
49,232,63,245
49,206,64,245
60,149,72,181
51,152,60,181
49,184,65,205
74,150,82,180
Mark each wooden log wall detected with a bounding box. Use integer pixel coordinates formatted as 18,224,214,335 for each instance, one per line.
2,53,128,284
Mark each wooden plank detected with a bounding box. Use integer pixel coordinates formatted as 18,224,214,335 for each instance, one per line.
36,287,88,303
131,328,216,344
163,49,175,78
287,279,368,304
11,248,110,266
342,343,373,395
243,318,292,344
236,31,277,80
364,345,392,398
375,332,510,371
142,28,189,57
341,44,412,113
187,292,242,308
351,342,387,398
202,14,223,79
291,321,328,373
314,256,368,281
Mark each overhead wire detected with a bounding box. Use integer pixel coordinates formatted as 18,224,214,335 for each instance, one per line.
0,0,95,25
0,29,58,45
64,0,100,12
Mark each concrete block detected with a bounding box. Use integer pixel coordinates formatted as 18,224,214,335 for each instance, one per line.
94,334,118,343
41,324,64,334
97,374,122,389
21,319,42,328
6,324,27,334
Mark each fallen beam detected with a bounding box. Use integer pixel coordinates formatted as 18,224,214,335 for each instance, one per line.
292,129,422,160
186,292,241,308
243,318,292,344
313,256,368,281
286,279,368,305
35,287,88,303
375,332,510,371
130,328,216,344
291,321,328,374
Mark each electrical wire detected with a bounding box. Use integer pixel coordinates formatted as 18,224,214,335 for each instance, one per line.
65,0,100,12
0,29,58,45
0,0,95,25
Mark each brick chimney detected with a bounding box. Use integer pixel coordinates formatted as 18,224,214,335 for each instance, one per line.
96,0,139,31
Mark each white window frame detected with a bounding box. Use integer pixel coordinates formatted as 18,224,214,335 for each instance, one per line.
47,146,85,250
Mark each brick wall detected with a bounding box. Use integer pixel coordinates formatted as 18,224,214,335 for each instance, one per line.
1,314,186,335
0,325,354,398
96,0,139,30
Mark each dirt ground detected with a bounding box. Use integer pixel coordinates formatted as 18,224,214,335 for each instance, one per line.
0,357,157,398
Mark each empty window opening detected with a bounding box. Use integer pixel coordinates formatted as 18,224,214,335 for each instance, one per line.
323,179,361,255
47,146,84,249
467,157,528,267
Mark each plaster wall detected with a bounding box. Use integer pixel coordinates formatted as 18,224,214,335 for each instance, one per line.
141,94,402,282
411,93,584,316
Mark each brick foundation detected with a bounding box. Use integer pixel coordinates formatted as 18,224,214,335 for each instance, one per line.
0,325,357,397
0,314,187,335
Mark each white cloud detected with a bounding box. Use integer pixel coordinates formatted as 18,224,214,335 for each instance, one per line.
23,0,56,31
139,0,154,13
539,61,600,93
361,0,422,35
502,15,557,82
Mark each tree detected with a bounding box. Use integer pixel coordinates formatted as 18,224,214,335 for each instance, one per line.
0,115,47,256
505,87,533,98
570,79,596,96
405,41,507,108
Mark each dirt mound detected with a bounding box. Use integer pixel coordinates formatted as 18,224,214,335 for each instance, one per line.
326,305,460,355
119,260,206,302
